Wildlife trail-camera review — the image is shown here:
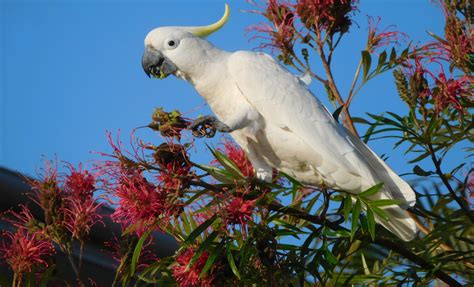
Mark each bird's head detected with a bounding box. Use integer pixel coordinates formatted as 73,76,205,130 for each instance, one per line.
142,4,230,80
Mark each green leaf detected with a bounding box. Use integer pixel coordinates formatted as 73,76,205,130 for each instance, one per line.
359,183,384,199
351,117,371,125
376,51,387,73
200,240,226,279
371,206,389,221
182,215,217,247
131,229,153,276
184,189,210,206
188,231,219,268
413,165,433,176
226,246,241,279
343,194,352,222
39,265,56,287
351,200,362,240
332,105,345,123
209,147,245,179
197,164,237,184
366,206,376,241
388,47,397,66
361,253,370,275
370,199,402,207
361,50,372,80
325,248,339,265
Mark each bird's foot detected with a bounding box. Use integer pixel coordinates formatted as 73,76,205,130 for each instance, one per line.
189,115,232,138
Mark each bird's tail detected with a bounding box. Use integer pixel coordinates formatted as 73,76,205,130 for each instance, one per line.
376,206,417,241
344,128,418,241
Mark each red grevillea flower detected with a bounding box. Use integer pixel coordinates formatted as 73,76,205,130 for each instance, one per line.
220,140,254,177
429,73,473,112
366,16,408,53
112,171,168,235
434,0,473,73
62,198,103,242
247,0,296,56
222,196,257,226
64,164,96,201
0,228,55,278
172,247,213,287
6,205,39,232
294,0,358,35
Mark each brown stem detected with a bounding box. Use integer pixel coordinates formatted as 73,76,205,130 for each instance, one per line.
189,177,460,286
427,143,474,223
313,29,358,136
67,254,85,287
269,201,461,287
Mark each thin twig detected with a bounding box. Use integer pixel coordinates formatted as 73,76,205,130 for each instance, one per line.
427,143,474,223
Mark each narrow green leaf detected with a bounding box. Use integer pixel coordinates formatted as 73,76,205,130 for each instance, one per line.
388,47,397,66
361,50,372,80
188,231,219,267
131,229,153,276
184,189,210,206
39,266,55,287
197,164,236,184
361,253,370,275
351,200,362,240
359,183,384,199
226,246,241,279
413,165,433,176
376,51,387,73
325,249,338,265
343,194,352,222
370,199,401,207
210,148,245,179
183,215,217,247
332,105,345,123
351,117,371,125
200,240,226,279
366,206,376,241
371,206,389,221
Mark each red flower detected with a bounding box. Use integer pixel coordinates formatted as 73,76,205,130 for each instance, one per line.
366,16,407,53
222,196,257,227
62,198,103,242
111,171,168,235
0,228,55,280
429,73,473,112
172,247,213,287
6,205,39,232
294,0,357,35
434,0,473,73
220,140,254,177
64,164,96,201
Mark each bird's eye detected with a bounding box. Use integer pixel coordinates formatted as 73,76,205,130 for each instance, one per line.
165,39,179,50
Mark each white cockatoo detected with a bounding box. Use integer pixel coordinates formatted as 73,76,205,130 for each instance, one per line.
142,5,418,241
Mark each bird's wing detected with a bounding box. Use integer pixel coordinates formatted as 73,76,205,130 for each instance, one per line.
228,51,415,205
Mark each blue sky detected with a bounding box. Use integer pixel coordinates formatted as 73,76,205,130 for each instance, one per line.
1,0,461,179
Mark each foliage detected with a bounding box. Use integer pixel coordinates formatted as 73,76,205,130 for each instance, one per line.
1,0,473,286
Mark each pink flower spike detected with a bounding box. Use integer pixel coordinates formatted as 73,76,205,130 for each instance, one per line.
0,228,55,278
64,163,96,201
172,247,213,287
366,16,408,53
223,196,257,227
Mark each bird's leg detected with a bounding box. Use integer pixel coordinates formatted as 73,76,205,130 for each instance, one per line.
189,115,232,138
246,145,273,183
189,108,254,138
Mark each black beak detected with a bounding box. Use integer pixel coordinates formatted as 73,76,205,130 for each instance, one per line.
142,48,165,78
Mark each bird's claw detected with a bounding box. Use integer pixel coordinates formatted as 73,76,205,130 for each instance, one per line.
189,116,231,138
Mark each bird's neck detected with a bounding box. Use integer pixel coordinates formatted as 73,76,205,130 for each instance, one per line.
179,47,230,89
